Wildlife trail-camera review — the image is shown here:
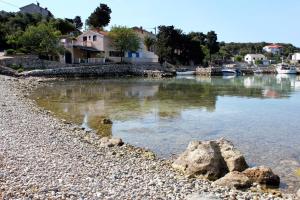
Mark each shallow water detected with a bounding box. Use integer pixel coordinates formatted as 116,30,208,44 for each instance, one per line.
31,75,300,192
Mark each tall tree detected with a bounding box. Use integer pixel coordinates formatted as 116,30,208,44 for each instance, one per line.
109,26,140,62
73,16,83,30
86,4,112,28
206,31,220,62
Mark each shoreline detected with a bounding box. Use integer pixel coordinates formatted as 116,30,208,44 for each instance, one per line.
0,75,297,199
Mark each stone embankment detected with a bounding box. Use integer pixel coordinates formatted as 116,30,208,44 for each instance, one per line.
0,75,297,199
196,66,278,76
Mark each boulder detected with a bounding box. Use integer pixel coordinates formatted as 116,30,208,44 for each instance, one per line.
243,166,280,187
172,138,249,181
172,140,227,180
217,138,248,172
213,171,252,189
100,137,123,147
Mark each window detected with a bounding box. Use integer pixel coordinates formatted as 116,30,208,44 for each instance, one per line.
88,36,91,40
253,58,256,60
109,51,124,57
93,35,97,41
83,36,87,41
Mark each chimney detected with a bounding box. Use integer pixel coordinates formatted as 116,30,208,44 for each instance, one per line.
140,26,143,34
37,2,40,7
45,7,48,10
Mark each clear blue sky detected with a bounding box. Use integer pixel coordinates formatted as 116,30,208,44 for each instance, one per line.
1,0,299,46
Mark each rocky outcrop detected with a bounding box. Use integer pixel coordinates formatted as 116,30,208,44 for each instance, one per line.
217,139,248,172
213,171,252,189
100,137,124,147
172,139,247,180
172,140,226,180
243,166,280,187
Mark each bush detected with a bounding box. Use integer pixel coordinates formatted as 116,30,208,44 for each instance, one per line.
17,68,24,73
5,49,16,55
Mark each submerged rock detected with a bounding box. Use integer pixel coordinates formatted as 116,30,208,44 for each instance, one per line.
243,166,280,187
213,171,252,189
172,138,248,181
101,118,113,125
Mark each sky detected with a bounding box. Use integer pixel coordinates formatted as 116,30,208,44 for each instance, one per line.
0,0,299,46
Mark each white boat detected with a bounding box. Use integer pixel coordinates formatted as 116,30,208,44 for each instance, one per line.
254,68,263,74
276,63,297,74
176,69,196,76
222,68,237,76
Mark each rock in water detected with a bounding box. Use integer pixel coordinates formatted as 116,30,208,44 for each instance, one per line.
102,118,113,125
243,166,280,187
217,138,248,172
213,171,252,189
172,141,227,180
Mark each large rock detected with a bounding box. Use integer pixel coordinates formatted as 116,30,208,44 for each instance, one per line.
172,140,227,180
172,138,248,180
213,171,252,189
217,139,248,172
243,166,280,187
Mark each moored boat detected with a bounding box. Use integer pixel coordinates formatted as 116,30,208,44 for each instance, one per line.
222,68,237,76
176,68,196,76
276,63,297,74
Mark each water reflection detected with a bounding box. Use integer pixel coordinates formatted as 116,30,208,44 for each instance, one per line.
31,75,300,192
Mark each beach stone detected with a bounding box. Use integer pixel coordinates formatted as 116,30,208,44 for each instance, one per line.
100,137,123,147
297,189,300,198
101,118,113,125
243,166,280,187
186,192,222,200
212,171,252,189
217,138,248,172
172,140,227,180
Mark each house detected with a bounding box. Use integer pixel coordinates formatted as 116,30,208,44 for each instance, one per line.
263,44,283,54
244,54,268,65
60,28,159,64
291,53,300,63
19,2,52,17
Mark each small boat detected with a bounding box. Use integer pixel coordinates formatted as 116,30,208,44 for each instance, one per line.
222,68,237,76
276,63,297,74
176,68,196,76
254,68,263,74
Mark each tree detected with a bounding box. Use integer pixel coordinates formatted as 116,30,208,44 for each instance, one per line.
50,18,76,35
206,31,220,62
109,26,140,62
19,23,62,58
86,4,112,28
144,36,156,51
73,16,83,30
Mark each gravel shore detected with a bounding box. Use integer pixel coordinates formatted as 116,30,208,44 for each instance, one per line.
0,75,296,199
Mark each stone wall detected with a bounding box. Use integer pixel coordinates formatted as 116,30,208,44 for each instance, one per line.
0,55,74,70
20,63,174,78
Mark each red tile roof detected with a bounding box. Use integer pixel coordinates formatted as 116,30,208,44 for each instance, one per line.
265,44,283,48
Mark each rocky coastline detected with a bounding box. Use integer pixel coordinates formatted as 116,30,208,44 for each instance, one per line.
0,75,298,199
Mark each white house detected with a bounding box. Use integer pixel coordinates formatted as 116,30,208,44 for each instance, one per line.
244,54,267,64
263,44,283,54
291,53,300,63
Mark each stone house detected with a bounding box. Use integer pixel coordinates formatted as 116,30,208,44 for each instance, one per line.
19,2,52,17
60,28,159,64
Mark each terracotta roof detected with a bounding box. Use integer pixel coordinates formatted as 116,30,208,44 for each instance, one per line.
265,44,283,48
90,29,109,36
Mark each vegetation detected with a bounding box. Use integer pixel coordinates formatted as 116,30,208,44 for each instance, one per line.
86,4,112,29
18,23,62,58
109,26,140,62
144,36,156,51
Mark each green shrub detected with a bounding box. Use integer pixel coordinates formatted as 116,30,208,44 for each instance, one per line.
17,68,24,73
5,49,16,55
